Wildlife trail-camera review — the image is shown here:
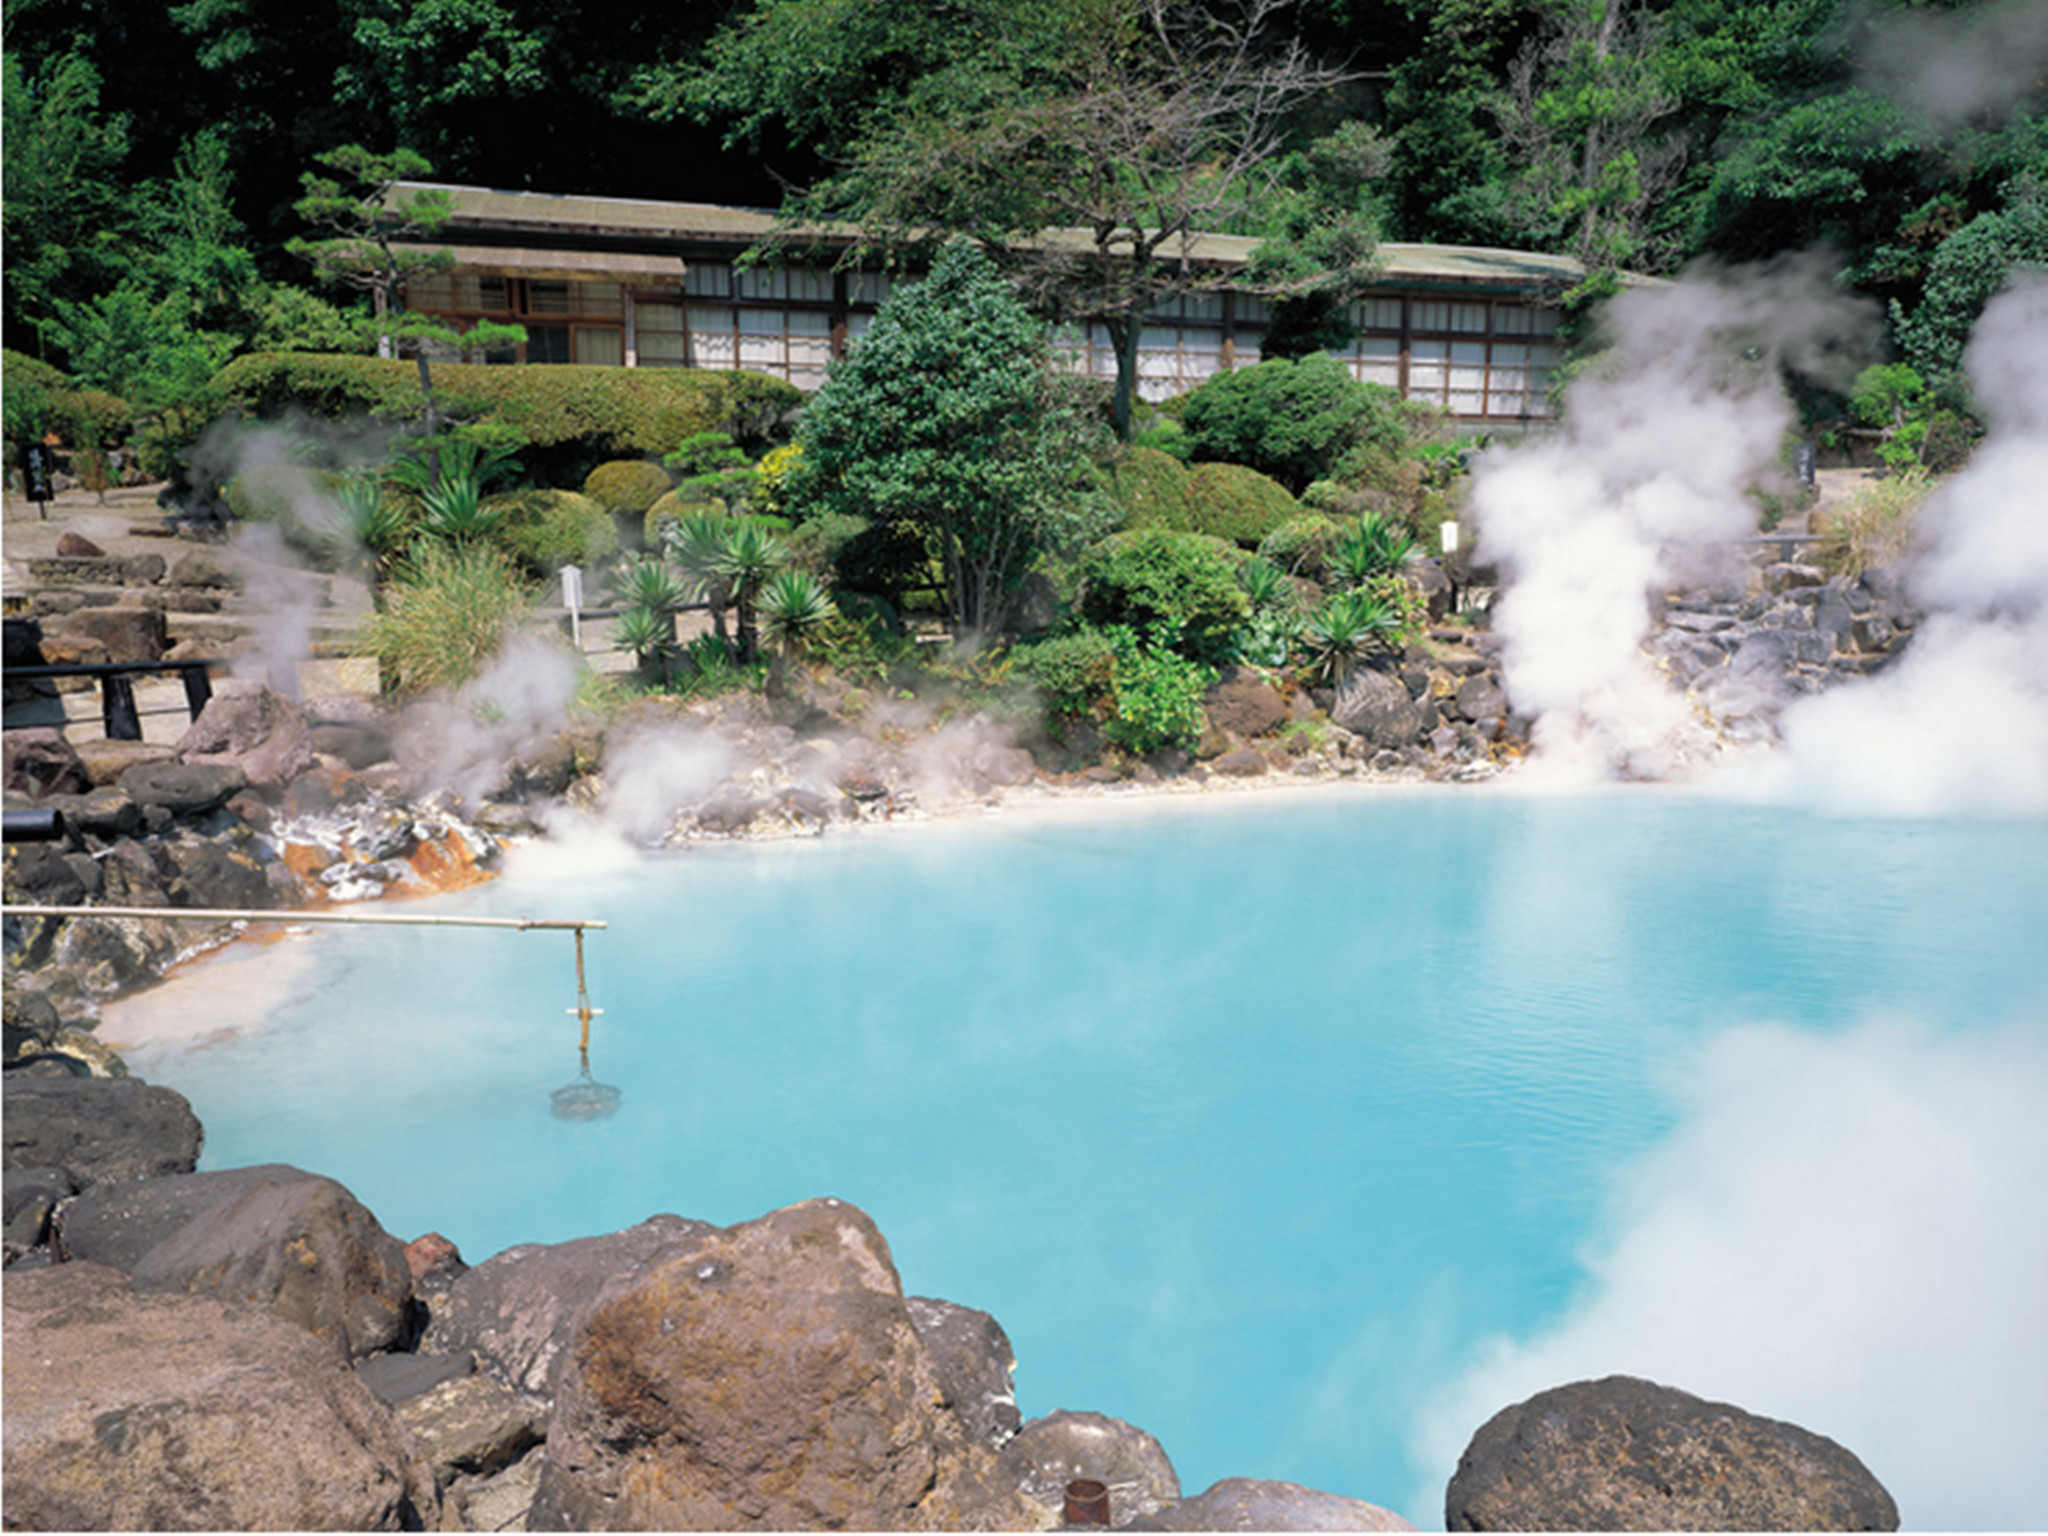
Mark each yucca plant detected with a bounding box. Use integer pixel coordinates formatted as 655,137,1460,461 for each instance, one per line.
757,569,839,661
1300,588,1400,683
1236,555,1292,611
610,602,678,685
1328,513,1418,589
712,518,789,664
617,556,692,613
664,511,736,645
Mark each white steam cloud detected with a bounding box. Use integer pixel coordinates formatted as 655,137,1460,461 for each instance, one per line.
393,634,586,808
1470,256,1876,780
1741,281,2048,816
1409,1016,2048,1530
1852,0,2048,130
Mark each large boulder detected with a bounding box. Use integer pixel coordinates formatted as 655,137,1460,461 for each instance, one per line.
57,1162,414,1359
528,1197,1031,1531
48,604,168,663
118,759,247,816
2,1075,204,1189
421,1212,716,1397
1331,670,1426,748
1,1261,447,1531
176,680,315,792
999,1409,1181,1529
1444,1376,1899,1531
907,1294,1022,1449
1136,1477,1415,1531
1204,667,1289,740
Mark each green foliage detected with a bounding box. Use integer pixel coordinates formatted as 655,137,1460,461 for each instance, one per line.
1895,194,2048,387
1236,556,1292,612
1102,444,1193,529
207,354,799,459
792,241,1110,636
491,489,621,574
581,460,673,515
1180,355,1407,495
1181,462,1302,549
1849,363,1932,471
751,442,805,518
1300,588,1402,684
1327,513,1419,587
1812,467,1930,575
1101,627,1215,757
1076,528,1249,665
361,540,538,697
1257,513,1347,578
1006,628,1119,721
757,569,840,658
611,603,678,676
783,512,872,577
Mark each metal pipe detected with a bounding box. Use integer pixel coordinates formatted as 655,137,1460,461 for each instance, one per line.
2,810,67,844
1062,1480,1111,1527
2,904,605,931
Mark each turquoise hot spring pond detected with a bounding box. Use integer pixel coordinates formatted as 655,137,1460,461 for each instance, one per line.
130,786,2048,1529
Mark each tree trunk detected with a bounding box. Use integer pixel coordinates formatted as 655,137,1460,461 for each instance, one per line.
1106,315,1143,441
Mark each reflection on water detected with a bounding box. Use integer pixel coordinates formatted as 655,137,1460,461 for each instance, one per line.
131,789,2048,1527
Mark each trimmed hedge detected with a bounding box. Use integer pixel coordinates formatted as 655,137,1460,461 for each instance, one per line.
1103,444,1193,529
1182,462,1301,548
582,459,673,514
206,354,802,457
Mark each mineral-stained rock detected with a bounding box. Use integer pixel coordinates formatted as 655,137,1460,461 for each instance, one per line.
1000,1409,1181,1529
58,1162,413,1359
397,1372,548,1481
2,1075,203,1187
422,1212,716,1396
907,1294,1022,1448
528,1197,1032,1532
3,727,91,796
1443,1375,1900,1531
1135,1477,1416,1531
1204,667,1289,739
1332,669,1426,748
3,843,87,907
118,758,247,815
177,680,315,791
155,830,275,909
1,1261,448,1532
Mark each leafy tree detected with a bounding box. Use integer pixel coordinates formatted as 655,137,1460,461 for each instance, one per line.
287,144,525,448
1893,186,2048,387
1245,120,1395,356
676,0,1355,439
790,240,1112,639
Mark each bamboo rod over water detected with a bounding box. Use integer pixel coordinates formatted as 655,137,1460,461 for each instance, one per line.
3,905,606,931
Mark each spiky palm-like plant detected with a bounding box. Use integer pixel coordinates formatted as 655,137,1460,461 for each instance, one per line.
757,569,838,661
1327,513,1417,589
664,512,736,646
611,603,677,685
1236,554,1291,611
710,518,788,664
1301,588,1399,684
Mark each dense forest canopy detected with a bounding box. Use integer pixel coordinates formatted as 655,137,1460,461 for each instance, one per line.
4,0,2046,404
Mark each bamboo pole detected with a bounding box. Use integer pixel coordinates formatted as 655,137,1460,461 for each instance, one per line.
1,905,605,931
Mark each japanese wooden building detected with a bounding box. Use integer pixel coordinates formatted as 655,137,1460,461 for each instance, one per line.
392,182,1589,425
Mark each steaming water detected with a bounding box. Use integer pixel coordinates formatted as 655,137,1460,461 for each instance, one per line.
130,788,2048,1528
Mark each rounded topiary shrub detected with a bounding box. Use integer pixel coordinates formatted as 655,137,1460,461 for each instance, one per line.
489,489,621,575
1182,461,1301,548
582,459,673,514
224,464,346,565
1077,527,1248,663
1257,513,1346,578
1104,444,1193,529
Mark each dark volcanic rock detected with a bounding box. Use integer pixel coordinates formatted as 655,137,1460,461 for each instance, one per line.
3,1166,80,1256
1,1261,445,1531
1332,669,1426,748
1136,1477,1415,1530
1444,1375,1899,1531
1000,1409,1182,1528
177,680,315,792
395,1373,547,1481
907,1294,1022,1448
2,1075,204,1188
421,1212,715,1396
118,758,247,815
58,1162,413,1358
1204,667,1289,739
528,1197,1030,1532
357,1348,475,1407
48,604,168,663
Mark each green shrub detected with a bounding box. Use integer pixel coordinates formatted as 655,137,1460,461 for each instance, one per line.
224,463,347,563
1182,461,1301,547
3,349,70,393
1180,353,1407,493
361,540,539,697
1077,527,1248,664
490,489,620,575
1102,444,1192,529
783,511,871,576
1103,627,1214,756
644,488,724,545
207,353,802,459
1258,513,1346,577
1007,628,1119,720
581,459,673,514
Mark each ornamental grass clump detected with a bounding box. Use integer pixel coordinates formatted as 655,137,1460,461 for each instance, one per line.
1811,468,1930,575
362,540,538,697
